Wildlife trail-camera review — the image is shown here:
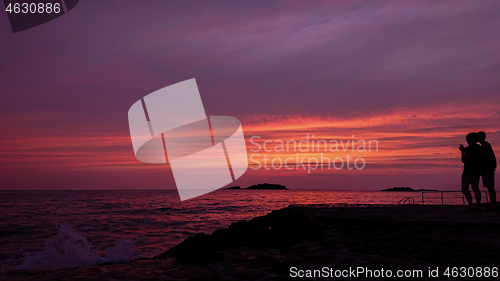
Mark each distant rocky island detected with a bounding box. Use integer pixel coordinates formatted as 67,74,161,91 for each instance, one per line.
225,183,288,190
246,183,288,190
381,187,438,192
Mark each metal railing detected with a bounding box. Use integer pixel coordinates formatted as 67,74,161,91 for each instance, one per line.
399,197,415,204
421,190,489,205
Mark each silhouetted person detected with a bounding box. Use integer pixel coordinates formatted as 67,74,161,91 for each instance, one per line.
459,132,484,211
477,131,498,212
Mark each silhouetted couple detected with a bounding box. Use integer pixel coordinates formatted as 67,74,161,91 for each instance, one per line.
459,131,497,212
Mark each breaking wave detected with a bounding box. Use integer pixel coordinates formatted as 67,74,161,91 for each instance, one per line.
16,223,135,270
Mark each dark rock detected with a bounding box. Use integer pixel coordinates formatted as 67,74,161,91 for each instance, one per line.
381,187,414,191
245,183,288,190
382,187,439,192
156,206,315,263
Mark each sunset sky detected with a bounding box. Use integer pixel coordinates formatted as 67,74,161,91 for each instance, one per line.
1,0,499,191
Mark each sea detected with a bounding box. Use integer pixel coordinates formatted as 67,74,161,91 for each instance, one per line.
0,189,467,272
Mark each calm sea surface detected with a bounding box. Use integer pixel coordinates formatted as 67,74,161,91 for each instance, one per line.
0,189,464,271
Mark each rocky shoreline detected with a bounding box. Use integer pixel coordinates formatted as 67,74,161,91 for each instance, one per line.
5,204,500,280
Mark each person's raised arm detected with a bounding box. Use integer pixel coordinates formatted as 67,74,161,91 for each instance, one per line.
460,144,467,163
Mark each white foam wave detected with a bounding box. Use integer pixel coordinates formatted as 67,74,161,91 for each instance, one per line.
16,223,135,270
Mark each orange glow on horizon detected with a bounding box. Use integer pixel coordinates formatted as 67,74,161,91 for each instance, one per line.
1,99,498,175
